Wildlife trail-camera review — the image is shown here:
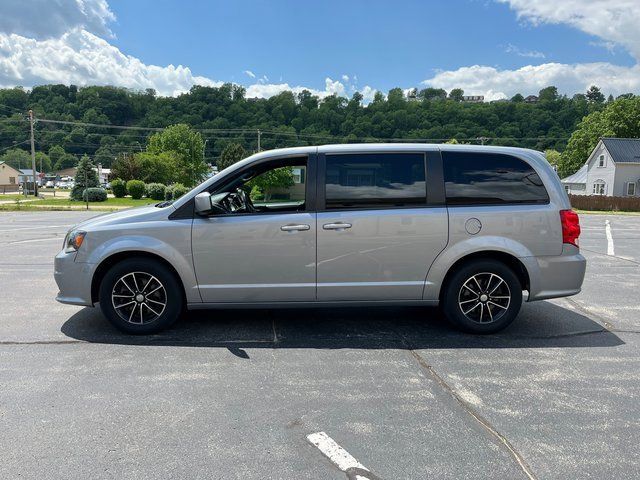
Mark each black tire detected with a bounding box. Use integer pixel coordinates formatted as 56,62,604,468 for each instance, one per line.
99,258,183,334
441,259,522,334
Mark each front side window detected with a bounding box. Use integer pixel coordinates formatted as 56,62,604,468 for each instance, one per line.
442,152,549,205
9,176,15,184
593,180,606,195
598,155,606,167
324,153,426,209
627,182,636,196
210,157,307,215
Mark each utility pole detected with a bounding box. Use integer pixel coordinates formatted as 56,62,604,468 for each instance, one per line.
29,110,37,196
257,129,261,152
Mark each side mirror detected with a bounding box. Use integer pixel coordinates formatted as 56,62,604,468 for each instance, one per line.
194,192,213,215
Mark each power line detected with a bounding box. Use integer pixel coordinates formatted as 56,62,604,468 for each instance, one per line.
0,139,30,153
0,103,26,114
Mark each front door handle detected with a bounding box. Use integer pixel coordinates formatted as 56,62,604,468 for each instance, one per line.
280,224,310,232
323,222,352,230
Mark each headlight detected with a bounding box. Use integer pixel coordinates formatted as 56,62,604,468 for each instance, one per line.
64,231,86,253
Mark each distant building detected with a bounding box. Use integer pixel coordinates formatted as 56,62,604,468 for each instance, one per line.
524,95,539,103
54,165,111,185
561,138,640,196
0,161,21,192
406,88,418,101
18,168,43,186
462,95,484,103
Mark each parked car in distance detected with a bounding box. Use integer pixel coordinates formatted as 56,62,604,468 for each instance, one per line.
44,180,55,188
54,144,586,334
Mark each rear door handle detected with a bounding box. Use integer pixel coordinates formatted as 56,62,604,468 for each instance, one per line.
323,222,352,230
280,224,310,232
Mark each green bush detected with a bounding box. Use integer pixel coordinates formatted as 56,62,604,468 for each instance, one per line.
111,179,126,198
164,184,174,201
82,187,108,202
145,183,166,201
172,183,188,199
126,179,146,199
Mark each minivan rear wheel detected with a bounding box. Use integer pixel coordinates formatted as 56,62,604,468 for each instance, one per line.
99,258,183,334
441,259,522,334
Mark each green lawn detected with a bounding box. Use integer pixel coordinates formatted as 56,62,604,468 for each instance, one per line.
0,196,155,211
0,194,37,202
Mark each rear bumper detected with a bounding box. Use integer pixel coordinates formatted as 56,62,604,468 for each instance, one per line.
54,250,95,307
522,245,586,301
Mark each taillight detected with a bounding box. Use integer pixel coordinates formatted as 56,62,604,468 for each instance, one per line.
560,209,580,247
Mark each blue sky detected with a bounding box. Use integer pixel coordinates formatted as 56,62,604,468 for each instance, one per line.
1,0,639,99
108,0,633,92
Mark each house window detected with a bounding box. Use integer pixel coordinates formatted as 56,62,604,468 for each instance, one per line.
9,177,16,184
627,182,637,196
598,154,606,167
593,180,606,195
564,185,570,194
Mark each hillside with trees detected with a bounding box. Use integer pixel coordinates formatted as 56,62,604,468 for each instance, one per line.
0,83,637,179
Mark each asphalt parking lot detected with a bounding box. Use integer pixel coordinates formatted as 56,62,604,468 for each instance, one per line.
1,211,639,479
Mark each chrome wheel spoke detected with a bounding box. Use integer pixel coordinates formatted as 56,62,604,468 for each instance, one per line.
489,278,505,295
459,298,478,305
141,276,153,293
488,300,508,310
114,300,135,310
120,277,135,294
143,302,161,316
463,302,481,315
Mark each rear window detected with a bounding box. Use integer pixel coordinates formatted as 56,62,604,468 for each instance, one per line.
325,153,426,209
442,152,549,205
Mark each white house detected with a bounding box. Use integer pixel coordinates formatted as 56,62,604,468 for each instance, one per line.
561,138,640,197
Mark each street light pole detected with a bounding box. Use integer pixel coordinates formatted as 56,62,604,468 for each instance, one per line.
257,129,261,152
28,110,37,196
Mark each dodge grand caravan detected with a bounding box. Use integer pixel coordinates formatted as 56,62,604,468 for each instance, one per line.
55,144,586,334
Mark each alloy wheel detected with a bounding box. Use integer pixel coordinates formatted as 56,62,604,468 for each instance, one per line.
111,271,167,325
457,272,511,324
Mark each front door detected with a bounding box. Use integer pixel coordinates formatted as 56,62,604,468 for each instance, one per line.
316,151,448,301
192,156,316,303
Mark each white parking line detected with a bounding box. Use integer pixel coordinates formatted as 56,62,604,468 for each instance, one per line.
605,220,615,256
8,237,62,244
307,431,371,479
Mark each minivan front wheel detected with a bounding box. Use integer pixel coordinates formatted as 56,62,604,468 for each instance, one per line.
99,258,183,334
442,259,522,334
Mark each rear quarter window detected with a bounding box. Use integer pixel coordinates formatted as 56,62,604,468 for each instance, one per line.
442,151,549,205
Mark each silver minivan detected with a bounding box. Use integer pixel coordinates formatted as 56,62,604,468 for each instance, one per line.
55,144,586,334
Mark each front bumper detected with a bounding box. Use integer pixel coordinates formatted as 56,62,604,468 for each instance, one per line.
522,245,586,301
54,250,95,306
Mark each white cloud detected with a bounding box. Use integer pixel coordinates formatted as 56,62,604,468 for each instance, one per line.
504,43,545,59
245,77,351,100
497,0,640,60
243,70,256,78
341,74,350,82
360,86,378,103
0,0,115,39
423,62,640,100
0,29,221,96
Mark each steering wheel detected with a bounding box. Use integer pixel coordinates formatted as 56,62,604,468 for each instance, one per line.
237,188,255,213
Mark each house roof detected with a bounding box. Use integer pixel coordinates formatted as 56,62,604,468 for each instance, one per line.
0,161,20,171
602,138,640,164
19,169,40,176
561,163,588,184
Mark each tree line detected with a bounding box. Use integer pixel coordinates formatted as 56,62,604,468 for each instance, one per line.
0,82,638,179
